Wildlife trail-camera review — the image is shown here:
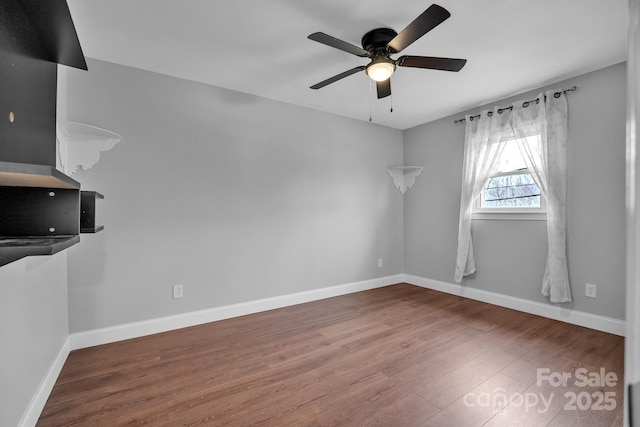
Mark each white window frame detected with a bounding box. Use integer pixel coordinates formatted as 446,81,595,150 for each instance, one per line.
472,139,547,221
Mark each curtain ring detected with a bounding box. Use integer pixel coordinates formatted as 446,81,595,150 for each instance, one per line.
554,92,561,98
487,111,493,117
469,116,474,121
498,108,503,114
523,101,529,108
536,99,540,104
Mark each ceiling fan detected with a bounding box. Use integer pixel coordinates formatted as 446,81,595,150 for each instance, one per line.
308,4,467,99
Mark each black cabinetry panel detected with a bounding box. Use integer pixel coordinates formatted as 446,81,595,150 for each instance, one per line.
0,52,57,166
0,0,87,70
0,187,79,236
80,191,104,233
0,0,89,267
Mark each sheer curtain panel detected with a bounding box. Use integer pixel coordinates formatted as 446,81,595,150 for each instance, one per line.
454,91,571,303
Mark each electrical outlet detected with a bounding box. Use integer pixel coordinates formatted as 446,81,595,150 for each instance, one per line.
172,284,183,299
585,283,597,298
378,258,383,268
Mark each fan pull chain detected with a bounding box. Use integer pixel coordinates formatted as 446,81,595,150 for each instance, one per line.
369,79,373,122
390,93,393,113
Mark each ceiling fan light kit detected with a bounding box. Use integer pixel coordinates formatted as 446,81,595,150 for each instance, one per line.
308,3,467,100
365,55,396,82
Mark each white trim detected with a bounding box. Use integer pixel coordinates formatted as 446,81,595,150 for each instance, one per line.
472,210,547,221
69,272,625,351
401,274,626,337
70,275,403,350
19,337,70,427
626,1,640,423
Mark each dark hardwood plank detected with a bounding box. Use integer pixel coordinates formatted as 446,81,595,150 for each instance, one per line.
38,283,624,426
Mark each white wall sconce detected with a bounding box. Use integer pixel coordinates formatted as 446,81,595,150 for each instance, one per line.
388,166,423,194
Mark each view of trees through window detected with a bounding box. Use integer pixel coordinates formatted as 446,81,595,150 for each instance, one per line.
483,171,541,207
480,137,542,209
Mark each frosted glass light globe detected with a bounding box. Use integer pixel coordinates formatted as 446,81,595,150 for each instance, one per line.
366,60,395,82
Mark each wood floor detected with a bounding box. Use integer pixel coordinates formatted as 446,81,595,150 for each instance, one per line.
38,284,624,426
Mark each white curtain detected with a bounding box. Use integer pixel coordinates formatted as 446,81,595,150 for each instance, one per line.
454,90,571,303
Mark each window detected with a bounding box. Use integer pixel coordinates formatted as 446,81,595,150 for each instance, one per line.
473,136,546,220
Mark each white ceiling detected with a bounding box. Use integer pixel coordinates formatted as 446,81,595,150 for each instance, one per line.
67,0,628,130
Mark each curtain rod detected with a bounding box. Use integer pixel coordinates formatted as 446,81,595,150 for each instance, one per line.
453,85,578,124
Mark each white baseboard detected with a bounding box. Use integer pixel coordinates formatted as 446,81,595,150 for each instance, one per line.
29,273,623,425
23,274,624,425
401,274,626,336
19,336,70,427
69,272,625,350
70,274,403,350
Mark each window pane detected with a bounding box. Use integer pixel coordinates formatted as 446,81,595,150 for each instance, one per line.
495,140,527,173
483,173,541,208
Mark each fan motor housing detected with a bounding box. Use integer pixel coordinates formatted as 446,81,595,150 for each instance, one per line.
361,28,398,53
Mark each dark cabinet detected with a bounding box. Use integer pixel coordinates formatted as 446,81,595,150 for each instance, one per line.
0,162,82,266
0,0,95,267
0,54,58,166
0,0,87,166
80,191,104,233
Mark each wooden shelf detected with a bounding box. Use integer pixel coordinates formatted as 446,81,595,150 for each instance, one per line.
0,235,80,266
0,161,80,189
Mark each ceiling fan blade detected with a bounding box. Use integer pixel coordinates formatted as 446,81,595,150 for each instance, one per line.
376,79,391,99
398,56,467,71
387,4,450,53
310,66,366,90
308,32,370,57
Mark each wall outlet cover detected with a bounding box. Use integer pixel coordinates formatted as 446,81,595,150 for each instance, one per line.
172,284,183,299
585,283,597,298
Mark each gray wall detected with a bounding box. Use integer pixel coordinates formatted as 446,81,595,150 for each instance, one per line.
0,254,69,427
65,59,404,333
404,62,627,320
1,60,627,426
